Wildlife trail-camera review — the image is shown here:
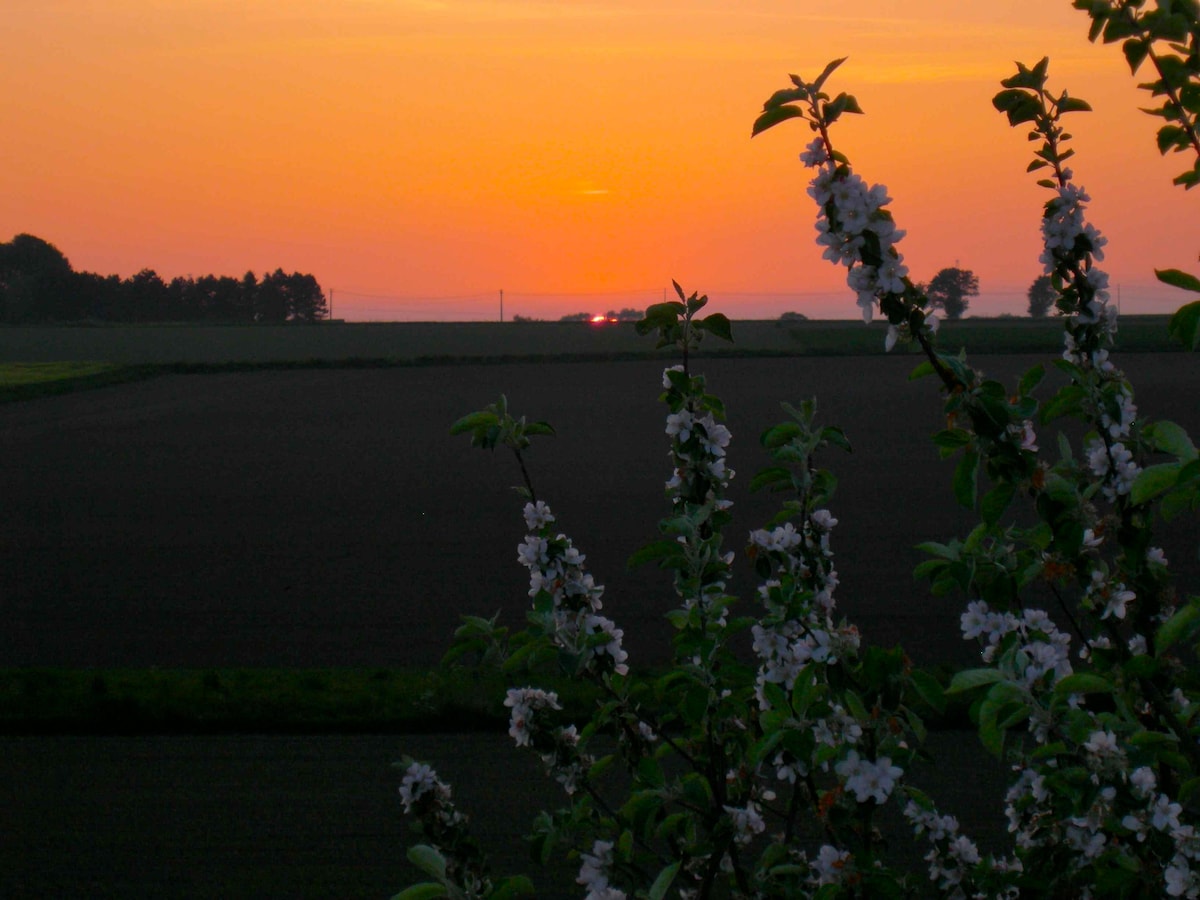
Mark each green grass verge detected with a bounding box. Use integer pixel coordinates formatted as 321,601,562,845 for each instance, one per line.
0,362,157,402
0,667,603,734
0,665,969,734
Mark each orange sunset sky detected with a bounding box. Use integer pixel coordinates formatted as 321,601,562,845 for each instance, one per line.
4,1,1198,321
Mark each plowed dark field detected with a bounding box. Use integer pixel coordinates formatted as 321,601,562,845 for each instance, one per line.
4,353,1199,670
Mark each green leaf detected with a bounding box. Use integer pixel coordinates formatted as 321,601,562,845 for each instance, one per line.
977,698,1007,757
811,57,848,92
637,755,665,788
910,669,947,715
1158,268,1200,293
1041,384,1087,422
992,89,1041,126
1123,36,1151,73
1054,673,1115,696
1019,364,1045,397
391,884,448,900
843,689,869,721
947,668,1004,694
1158,124,1190,154
1181,777,1200,808
823,92,864,124
909,360,936,380
761,422,804,448
752,104,806,137
1058,96,1093,114
698,312,733,343
822,426,852,453
449,410,498,435
627,540,683,570
981,481,1015,526
932,429,972,450
1148,420,1198,461
954,447,980,509
648,862,681,900
407,845,448,881
916,540,957,559
1169,299,1200,350
749,466,793,493
617,828,634,861
1156,600,1200,656
1130,462,1181,506
762,86,806,109
490,876,536,900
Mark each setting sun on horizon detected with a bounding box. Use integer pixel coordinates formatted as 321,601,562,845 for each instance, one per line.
4,1,1198,321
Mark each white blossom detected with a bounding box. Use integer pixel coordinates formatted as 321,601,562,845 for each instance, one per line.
836,750,903,804
724,802,766,844
578,840,621,899
810,845,850,886
504,687,561,747
522,500,555,531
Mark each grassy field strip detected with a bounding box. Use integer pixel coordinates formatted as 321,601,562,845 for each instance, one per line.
0,668,591,733
0,666,965,734
0,361,120,383
0,361,159,401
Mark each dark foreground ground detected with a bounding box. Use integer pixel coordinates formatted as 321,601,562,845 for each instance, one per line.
0,730,1008,899
3,353,1199,897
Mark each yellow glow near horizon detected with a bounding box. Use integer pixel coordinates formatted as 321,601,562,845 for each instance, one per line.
2,1,1197,320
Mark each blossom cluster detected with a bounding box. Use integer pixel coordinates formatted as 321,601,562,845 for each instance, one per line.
1036,173,1148,512
834,750,903,804
399,761,461,822
663,366,735,500
800,137,910,326
398,760,491,895
1039,179,1118,368
1004,756,1200,895
662,365,736,616
960,600,1073,690
748,511,859,706
504,687,590,796
577,839,625,900
517,501,629,677
904,799,1022,896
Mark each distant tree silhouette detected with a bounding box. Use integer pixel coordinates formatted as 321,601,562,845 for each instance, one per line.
1027,274,1055,318
238,271,259,322
560,312,591,322
284,272,328,322
0,234,76,322
73,270,122,320
123,269,168,321
779,311,808,322
606,307,643,321
925,267,979,320
0,232,328,323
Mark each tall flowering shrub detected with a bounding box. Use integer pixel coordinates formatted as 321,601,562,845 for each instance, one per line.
395,45,1200,900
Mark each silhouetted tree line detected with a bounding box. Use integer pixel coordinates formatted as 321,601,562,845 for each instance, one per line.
0,234,328,324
